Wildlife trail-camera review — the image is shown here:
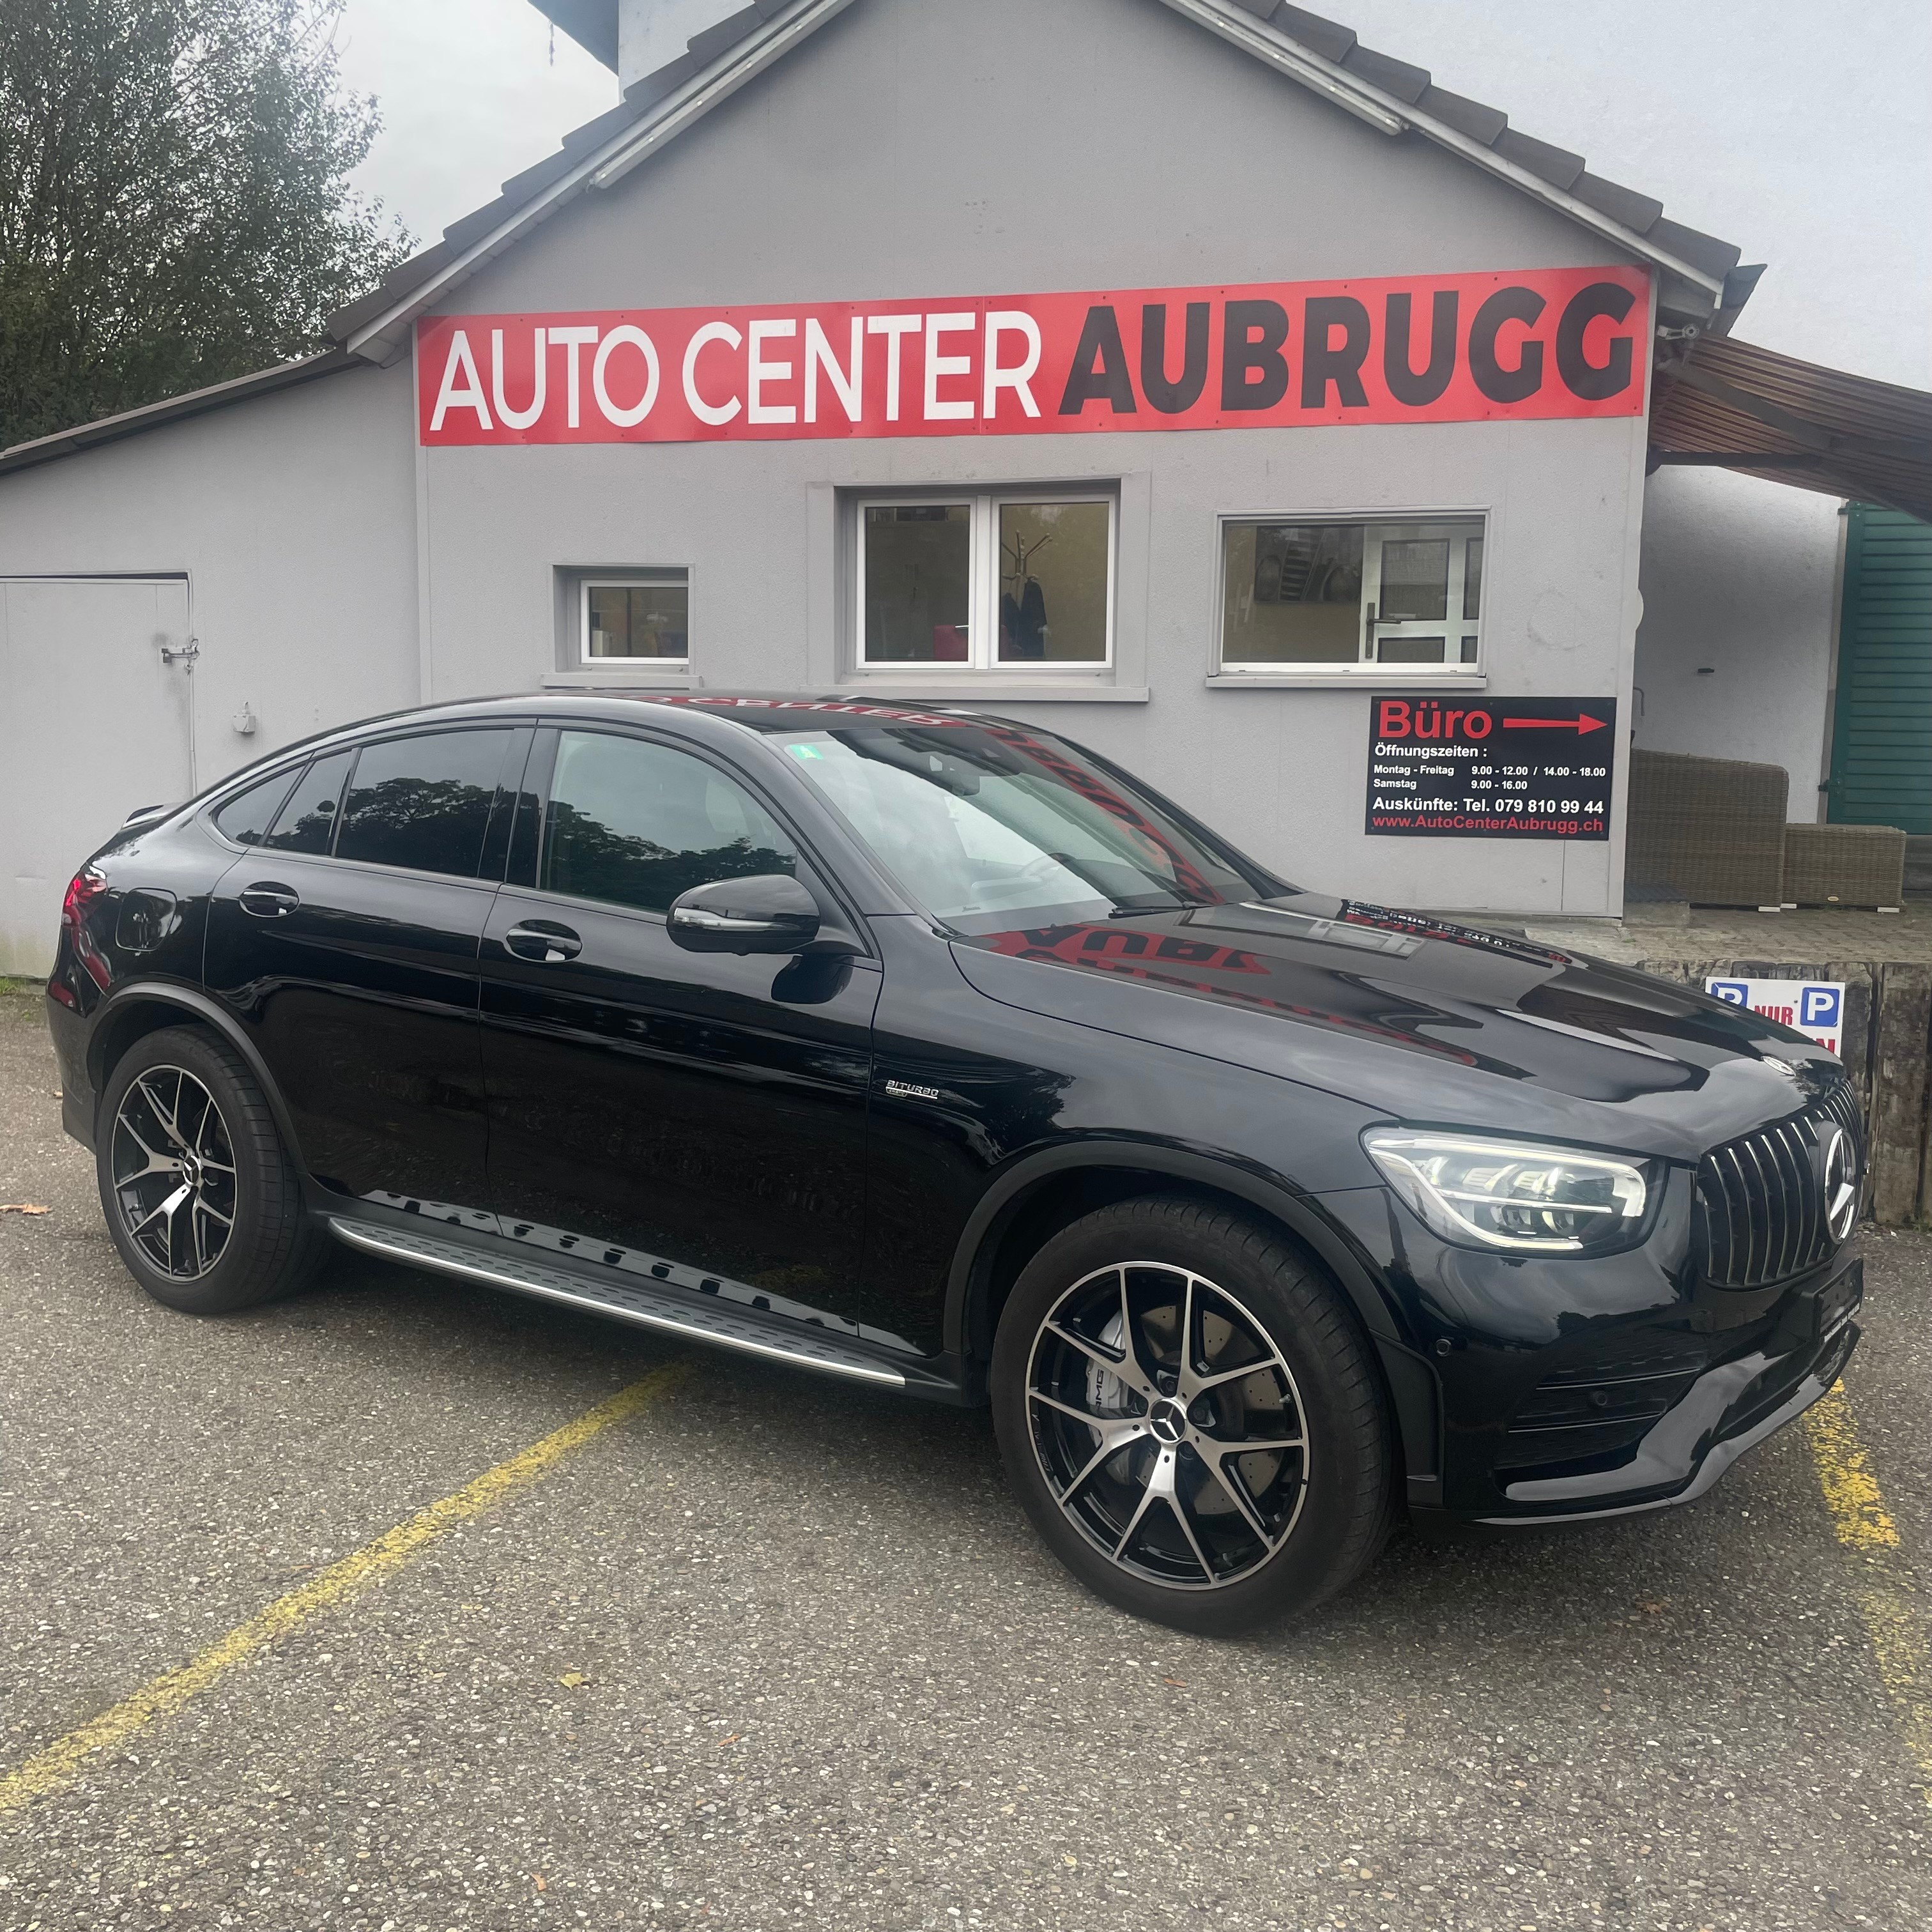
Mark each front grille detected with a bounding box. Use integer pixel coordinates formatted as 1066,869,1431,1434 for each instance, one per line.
1694,1082,1864,1289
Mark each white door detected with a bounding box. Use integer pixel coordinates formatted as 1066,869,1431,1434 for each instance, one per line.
1363,524,1485,667
0,578,195,974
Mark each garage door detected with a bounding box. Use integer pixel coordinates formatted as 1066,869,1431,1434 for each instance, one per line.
0,578,196,975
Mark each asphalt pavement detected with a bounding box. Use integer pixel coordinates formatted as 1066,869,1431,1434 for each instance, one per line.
1,977,1928,1932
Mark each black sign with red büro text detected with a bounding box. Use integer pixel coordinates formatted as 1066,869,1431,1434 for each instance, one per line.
1365,694,1617,839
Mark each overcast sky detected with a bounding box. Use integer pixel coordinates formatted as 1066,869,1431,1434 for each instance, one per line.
335,0,616,249
335,0,1929,385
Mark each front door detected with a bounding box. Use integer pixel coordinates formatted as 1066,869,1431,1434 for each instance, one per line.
477,725,879,1336
204,724,524,1213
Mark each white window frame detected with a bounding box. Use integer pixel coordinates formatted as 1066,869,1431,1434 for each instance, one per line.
1215,512,1487,679
579,571,691,669
854,488,1117,675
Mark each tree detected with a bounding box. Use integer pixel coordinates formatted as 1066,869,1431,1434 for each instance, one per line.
0,0,412,450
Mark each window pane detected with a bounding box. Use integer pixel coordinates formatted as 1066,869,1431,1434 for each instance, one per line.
1463,536,1483,620
775,722,1264,932
214,767,300,847
1379,539,1449,622
334,730,510,877
261,749,355,855
1377,636,1447,664
1220,523,1363,664
542,732,797,914
864,505,970,662
997,502,1108,663
1460,635,1479,664
587,581,687,660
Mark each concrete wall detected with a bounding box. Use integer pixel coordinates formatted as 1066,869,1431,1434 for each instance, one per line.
1633,469,1840,822
0,360,421,779
422,0,1651,916
0,361,420,970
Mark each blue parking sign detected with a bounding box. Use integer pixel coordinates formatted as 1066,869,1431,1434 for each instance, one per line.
1800,984,1843,1031
1708,981,1749,1007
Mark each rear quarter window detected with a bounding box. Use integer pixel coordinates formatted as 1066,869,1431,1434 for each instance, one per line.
211,768,300,847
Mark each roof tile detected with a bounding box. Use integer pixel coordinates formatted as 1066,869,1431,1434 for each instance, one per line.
1415,83,1507,147
1340,42,1430,104
687,4,766,64
1570,171,1664,235
1649,216,1744,280
1268,4,1357,64
1493,127,1586,191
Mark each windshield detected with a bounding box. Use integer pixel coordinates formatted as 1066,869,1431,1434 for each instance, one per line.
767,719,1274,933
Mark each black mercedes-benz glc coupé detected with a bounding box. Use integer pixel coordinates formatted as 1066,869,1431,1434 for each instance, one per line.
46,693,1864,1632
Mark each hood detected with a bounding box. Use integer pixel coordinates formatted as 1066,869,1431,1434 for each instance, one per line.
947,893,1846,1163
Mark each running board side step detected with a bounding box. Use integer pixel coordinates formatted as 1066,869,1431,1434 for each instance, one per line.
326,1216,907,1388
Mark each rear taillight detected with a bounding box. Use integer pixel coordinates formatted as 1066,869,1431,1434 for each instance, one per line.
61,866,107,930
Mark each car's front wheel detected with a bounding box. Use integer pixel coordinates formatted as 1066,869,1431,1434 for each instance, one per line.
991,1195,1395,1635
96,1025,326,1315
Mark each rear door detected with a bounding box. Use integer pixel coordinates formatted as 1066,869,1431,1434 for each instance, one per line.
477,724,881,1337
204,723,527,1216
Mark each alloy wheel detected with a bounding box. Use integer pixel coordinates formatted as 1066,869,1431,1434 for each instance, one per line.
111,1066,238,1280
1025,1261,1310,1590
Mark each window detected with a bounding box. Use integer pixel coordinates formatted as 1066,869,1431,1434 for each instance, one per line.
541,731,797,915
581,573,689,664
773,719,1267,935
856,491,1114,670
332,730,513,878
212,766,300,847
260,749,355,855
1219,517,1485,672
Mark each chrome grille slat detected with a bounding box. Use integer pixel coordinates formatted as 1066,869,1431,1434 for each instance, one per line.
1693,1087,1863,1289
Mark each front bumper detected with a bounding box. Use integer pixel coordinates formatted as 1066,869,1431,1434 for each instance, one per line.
1319,1174,1864,1524
1475,1291,1858,1524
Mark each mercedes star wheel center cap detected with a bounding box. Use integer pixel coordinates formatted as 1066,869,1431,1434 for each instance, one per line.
1149,1397,1189,1446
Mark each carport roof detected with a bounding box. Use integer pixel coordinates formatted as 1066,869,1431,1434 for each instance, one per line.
1650,335,1932,525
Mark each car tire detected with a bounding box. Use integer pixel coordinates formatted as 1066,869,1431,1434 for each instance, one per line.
96,1025,327,1315
991,1195,1395,1636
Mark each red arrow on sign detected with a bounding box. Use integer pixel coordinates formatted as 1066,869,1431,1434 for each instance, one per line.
1501,713,1609,733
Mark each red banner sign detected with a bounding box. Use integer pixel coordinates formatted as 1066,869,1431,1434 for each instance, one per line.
415,264,1650,447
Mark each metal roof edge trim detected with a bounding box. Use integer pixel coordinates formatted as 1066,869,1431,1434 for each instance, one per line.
0,348,359,479
1160,0,1728,305
342,0,855,364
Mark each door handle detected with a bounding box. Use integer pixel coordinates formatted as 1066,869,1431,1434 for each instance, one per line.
504,921,583,963
238,882,300,919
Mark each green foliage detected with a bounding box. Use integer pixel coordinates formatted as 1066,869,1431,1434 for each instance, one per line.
0,0,413,449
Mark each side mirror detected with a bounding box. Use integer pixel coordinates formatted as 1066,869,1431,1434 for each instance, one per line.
668,873,822,954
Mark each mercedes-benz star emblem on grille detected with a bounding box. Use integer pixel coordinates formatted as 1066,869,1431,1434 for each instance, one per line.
1820,1124,1860,1242
1761,1057,1798,1078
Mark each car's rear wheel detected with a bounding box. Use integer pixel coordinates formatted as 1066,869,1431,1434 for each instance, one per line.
991,1195,1395,1635
96,1025,326,1314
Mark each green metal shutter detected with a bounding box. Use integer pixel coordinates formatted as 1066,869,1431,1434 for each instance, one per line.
1827,503,1932,832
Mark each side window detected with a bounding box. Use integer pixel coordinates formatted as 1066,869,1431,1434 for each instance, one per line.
261,749,355,855
542,732,797,915
212,767,300,847
334,730,512,878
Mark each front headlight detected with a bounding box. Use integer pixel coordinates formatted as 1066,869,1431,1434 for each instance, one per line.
1362,1128,1656,1254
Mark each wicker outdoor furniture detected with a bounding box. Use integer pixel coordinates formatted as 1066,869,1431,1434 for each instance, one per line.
1781,822,1906,910
1626,748,1788,908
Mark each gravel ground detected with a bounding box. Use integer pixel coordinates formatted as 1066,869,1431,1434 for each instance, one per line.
1,978,1928,1932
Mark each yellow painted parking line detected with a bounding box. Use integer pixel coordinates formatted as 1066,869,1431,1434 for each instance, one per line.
1804,1383,1932,1807
0,1361,689,1816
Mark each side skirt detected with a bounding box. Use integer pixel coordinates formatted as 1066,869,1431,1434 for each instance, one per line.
325,1215,956,1395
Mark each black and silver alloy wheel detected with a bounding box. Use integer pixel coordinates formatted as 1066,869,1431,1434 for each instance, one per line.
96,1025,326,1315
111,1066,238,1278
1027,1261,1310,1590
993,1196,1393,1634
